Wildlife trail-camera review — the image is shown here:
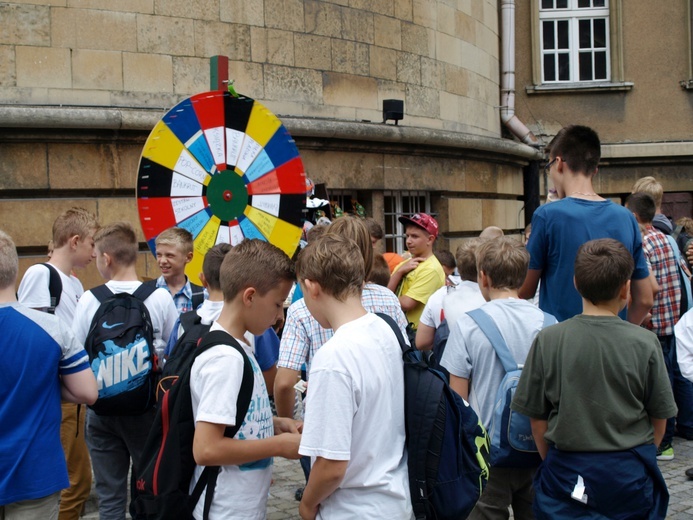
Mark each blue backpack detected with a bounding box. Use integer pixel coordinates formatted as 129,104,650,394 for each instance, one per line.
467,308,556,468
378,313,490,520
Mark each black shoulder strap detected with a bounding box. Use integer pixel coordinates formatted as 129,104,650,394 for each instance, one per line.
41,263,63,313
190,282,205,310
91,284,114,304
179,309,202,334
376,312,409,353
133,282,158,302
189,329,255,520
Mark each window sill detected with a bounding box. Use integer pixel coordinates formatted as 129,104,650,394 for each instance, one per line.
526,81,634,94
680,79,693,90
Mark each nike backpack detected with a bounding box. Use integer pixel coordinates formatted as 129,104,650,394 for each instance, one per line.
84,283,158,416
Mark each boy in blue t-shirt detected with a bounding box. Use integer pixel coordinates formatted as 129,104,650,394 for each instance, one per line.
519,125,652,324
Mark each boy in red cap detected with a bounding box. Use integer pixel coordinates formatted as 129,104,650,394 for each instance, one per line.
388,213,446,331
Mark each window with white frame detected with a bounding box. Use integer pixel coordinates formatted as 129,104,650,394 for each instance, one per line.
540,0,610,83
383,190,432,254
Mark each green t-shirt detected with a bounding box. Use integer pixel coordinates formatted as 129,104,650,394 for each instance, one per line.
511,314,677,452
394,255,445,329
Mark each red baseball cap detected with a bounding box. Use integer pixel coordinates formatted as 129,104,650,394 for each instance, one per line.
398,213,439,238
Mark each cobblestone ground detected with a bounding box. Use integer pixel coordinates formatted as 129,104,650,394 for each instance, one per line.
83,437,693,519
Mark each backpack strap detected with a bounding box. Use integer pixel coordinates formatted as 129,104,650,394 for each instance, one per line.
189,330,254,520
190,282,205,310
179,309,202,335
133,281,158,302
376,312,410,353
40,263,63,313
466,308,518,374
90,284,115,304
672,224,684,241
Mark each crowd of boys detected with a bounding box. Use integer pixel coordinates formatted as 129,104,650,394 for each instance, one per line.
1,123,692,520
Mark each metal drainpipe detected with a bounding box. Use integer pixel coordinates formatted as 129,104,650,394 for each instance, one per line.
500,0,541,147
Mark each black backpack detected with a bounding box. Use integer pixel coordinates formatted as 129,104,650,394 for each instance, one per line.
157,311,211,401
135,330,253,520
85,283,158,416
377,313,491,520
144,279,205,310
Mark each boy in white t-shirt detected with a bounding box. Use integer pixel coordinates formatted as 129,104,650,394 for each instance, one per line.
189,239,302,520
18,207,98,520
297,234,412,520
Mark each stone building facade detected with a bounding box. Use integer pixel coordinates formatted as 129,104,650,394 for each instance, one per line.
0,0,538,287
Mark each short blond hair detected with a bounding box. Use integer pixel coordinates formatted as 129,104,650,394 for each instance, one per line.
155,227,194,255
328,216,373,280
296,234,364,301
220,239,294,301
632,176,663,208
455,239,480,282
94,222,138,267
476,237,529,290
0,230,18,289
52,207,98,248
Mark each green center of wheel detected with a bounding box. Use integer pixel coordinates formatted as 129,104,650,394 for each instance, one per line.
206,170,249,222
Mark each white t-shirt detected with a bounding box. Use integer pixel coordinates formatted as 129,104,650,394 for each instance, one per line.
299,313,412,519
189,321,274,520
71,280,178,359
441,298,548,429
419,285,447,329
675,308,693,383
18,263,85,325
441,280,486,326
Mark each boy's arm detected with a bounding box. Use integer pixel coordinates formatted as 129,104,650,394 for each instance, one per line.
518,268,542,300
299,457,349,520
627,276,654,325
530,418,549,459
61,369,98,404
274,367,301,417
449,374,469,400
415,322,435,350
650,417,666,448
193,421,301,466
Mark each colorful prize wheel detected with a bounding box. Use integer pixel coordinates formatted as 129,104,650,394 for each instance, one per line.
137,91,307,285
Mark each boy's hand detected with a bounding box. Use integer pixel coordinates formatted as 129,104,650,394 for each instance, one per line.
274,416,303,434
299,500,318,520
398,257,424,275
275,432,302,459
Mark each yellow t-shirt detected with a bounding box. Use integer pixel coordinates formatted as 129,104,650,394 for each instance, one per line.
394,255,446,329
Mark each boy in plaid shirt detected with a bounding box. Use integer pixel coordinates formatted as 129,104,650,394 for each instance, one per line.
626,192,684,460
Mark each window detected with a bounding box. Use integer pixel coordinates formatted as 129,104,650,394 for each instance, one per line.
529,0,629,92
383,190,432,254
540,0,609,83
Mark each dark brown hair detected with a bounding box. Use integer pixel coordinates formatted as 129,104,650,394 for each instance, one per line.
546,125,601,175
574,238,633,304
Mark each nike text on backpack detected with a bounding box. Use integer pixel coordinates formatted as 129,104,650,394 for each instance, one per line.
466,308,556,468
84,283,158,416
377,313,491,520
156,310,211,401
135,330,253,520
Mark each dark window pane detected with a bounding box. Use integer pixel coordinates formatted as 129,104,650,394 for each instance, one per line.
543,21,556,49
594,18,606,48
579,19,591,48
558,53,570,81
595,51,607,79
578,0,589,7
544,54,556,81
557,0,568,8
542,0,553,8
558,20,569,49
579,52,593,80
594,0,606,6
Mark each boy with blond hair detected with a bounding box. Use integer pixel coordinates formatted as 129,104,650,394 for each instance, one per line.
149,227,205,314
297,234,411,519
189,239,302,519
512,238,677,519
18,207,98,520
1,229,98,520
441,237,556,519
72,222,178,520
